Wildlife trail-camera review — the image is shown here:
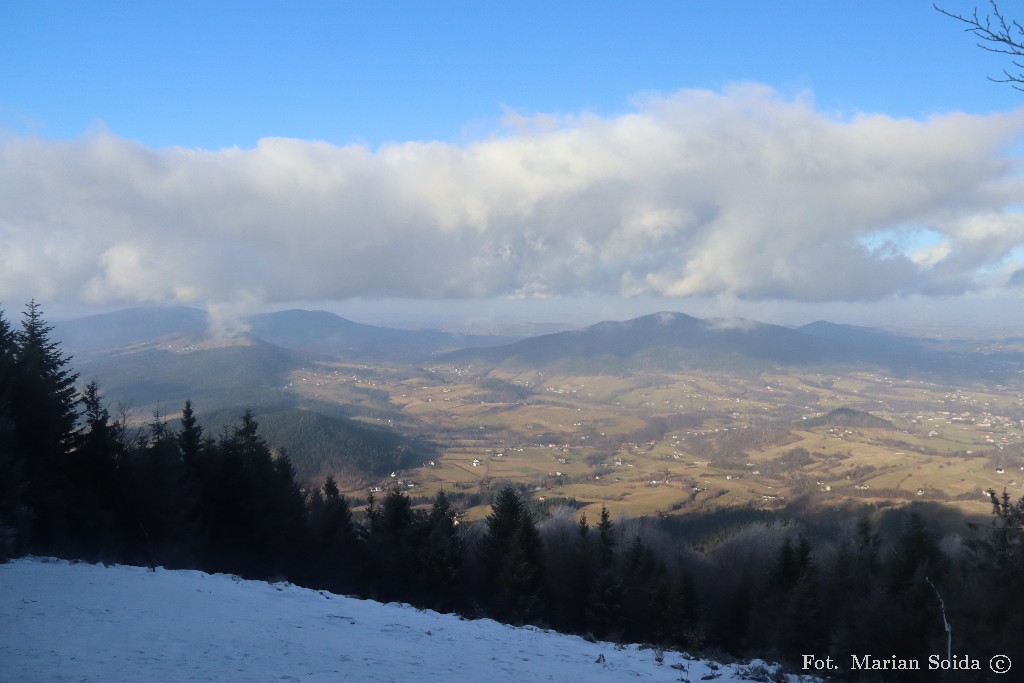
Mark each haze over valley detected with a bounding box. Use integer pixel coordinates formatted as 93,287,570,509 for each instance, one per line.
56,305,1024,521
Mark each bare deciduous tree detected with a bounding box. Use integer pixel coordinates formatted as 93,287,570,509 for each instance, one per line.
936,1,1024,88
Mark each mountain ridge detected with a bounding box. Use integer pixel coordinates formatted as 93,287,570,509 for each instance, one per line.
56,306,1024,384
442,310,864,369
56,306,520,360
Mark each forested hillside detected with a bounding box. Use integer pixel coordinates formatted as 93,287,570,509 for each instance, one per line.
196,405,429,481
3,301,1024,680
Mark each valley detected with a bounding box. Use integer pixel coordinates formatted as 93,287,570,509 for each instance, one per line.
286,357,1024,521
60,306,1024,522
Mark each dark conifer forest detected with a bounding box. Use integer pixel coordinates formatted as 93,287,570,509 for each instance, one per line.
2,301,1023,680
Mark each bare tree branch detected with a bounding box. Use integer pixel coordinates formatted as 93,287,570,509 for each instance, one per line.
936,1,1024,89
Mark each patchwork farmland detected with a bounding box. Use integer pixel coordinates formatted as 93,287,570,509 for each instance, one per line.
287,359,1024,520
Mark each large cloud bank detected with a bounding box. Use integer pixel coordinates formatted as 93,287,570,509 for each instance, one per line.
3,85,1023,309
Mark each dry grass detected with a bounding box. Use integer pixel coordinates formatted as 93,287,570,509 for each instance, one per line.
295,360,1024,519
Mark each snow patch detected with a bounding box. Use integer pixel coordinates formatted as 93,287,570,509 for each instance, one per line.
0,557,812,682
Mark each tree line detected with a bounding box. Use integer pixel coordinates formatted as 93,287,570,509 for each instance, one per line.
2,301,1023,680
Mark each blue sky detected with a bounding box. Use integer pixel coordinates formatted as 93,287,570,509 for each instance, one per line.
2,1,1024,332
2,1,1019,148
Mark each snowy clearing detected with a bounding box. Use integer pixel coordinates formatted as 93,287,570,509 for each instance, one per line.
1,557,812,682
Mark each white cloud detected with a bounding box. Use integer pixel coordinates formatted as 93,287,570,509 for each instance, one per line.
911,240,952,267
206,291,261,340
2,85,1024,311
703,316,761,333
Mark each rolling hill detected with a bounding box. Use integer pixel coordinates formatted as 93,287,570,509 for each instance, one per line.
801,406,895,429
442,311,1024,382
57,306,518,361
73,336,301,412
61,306,1022,384
197,405,432,481
54,306,209,352
246,308,518,359
442,311,860,370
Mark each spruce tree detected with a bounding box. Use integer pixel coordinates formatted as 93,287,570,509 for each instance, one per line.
0,306,29,557
872,513,947,669
200,410,288,576
10,300,80,552
233,408,267,458
366,486,424,602
665,569,701,648
126,401,197,569
264,449,307,577
480,486,545,623
309,475,360,592
584,504,621,637
956,490,1024,667
421,489,462,612
482,486,525,560
0,305,15,391
619,536,669,643
557,511,594,633
777,565,826,662
887,513,942,592
177,400,204,469
501,509,545,624
596,505,615,570
14,300,79,451
68,380,123,561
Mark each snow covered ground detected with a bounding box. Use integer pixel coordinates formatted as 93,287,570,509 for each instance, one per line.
1,557,812,682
